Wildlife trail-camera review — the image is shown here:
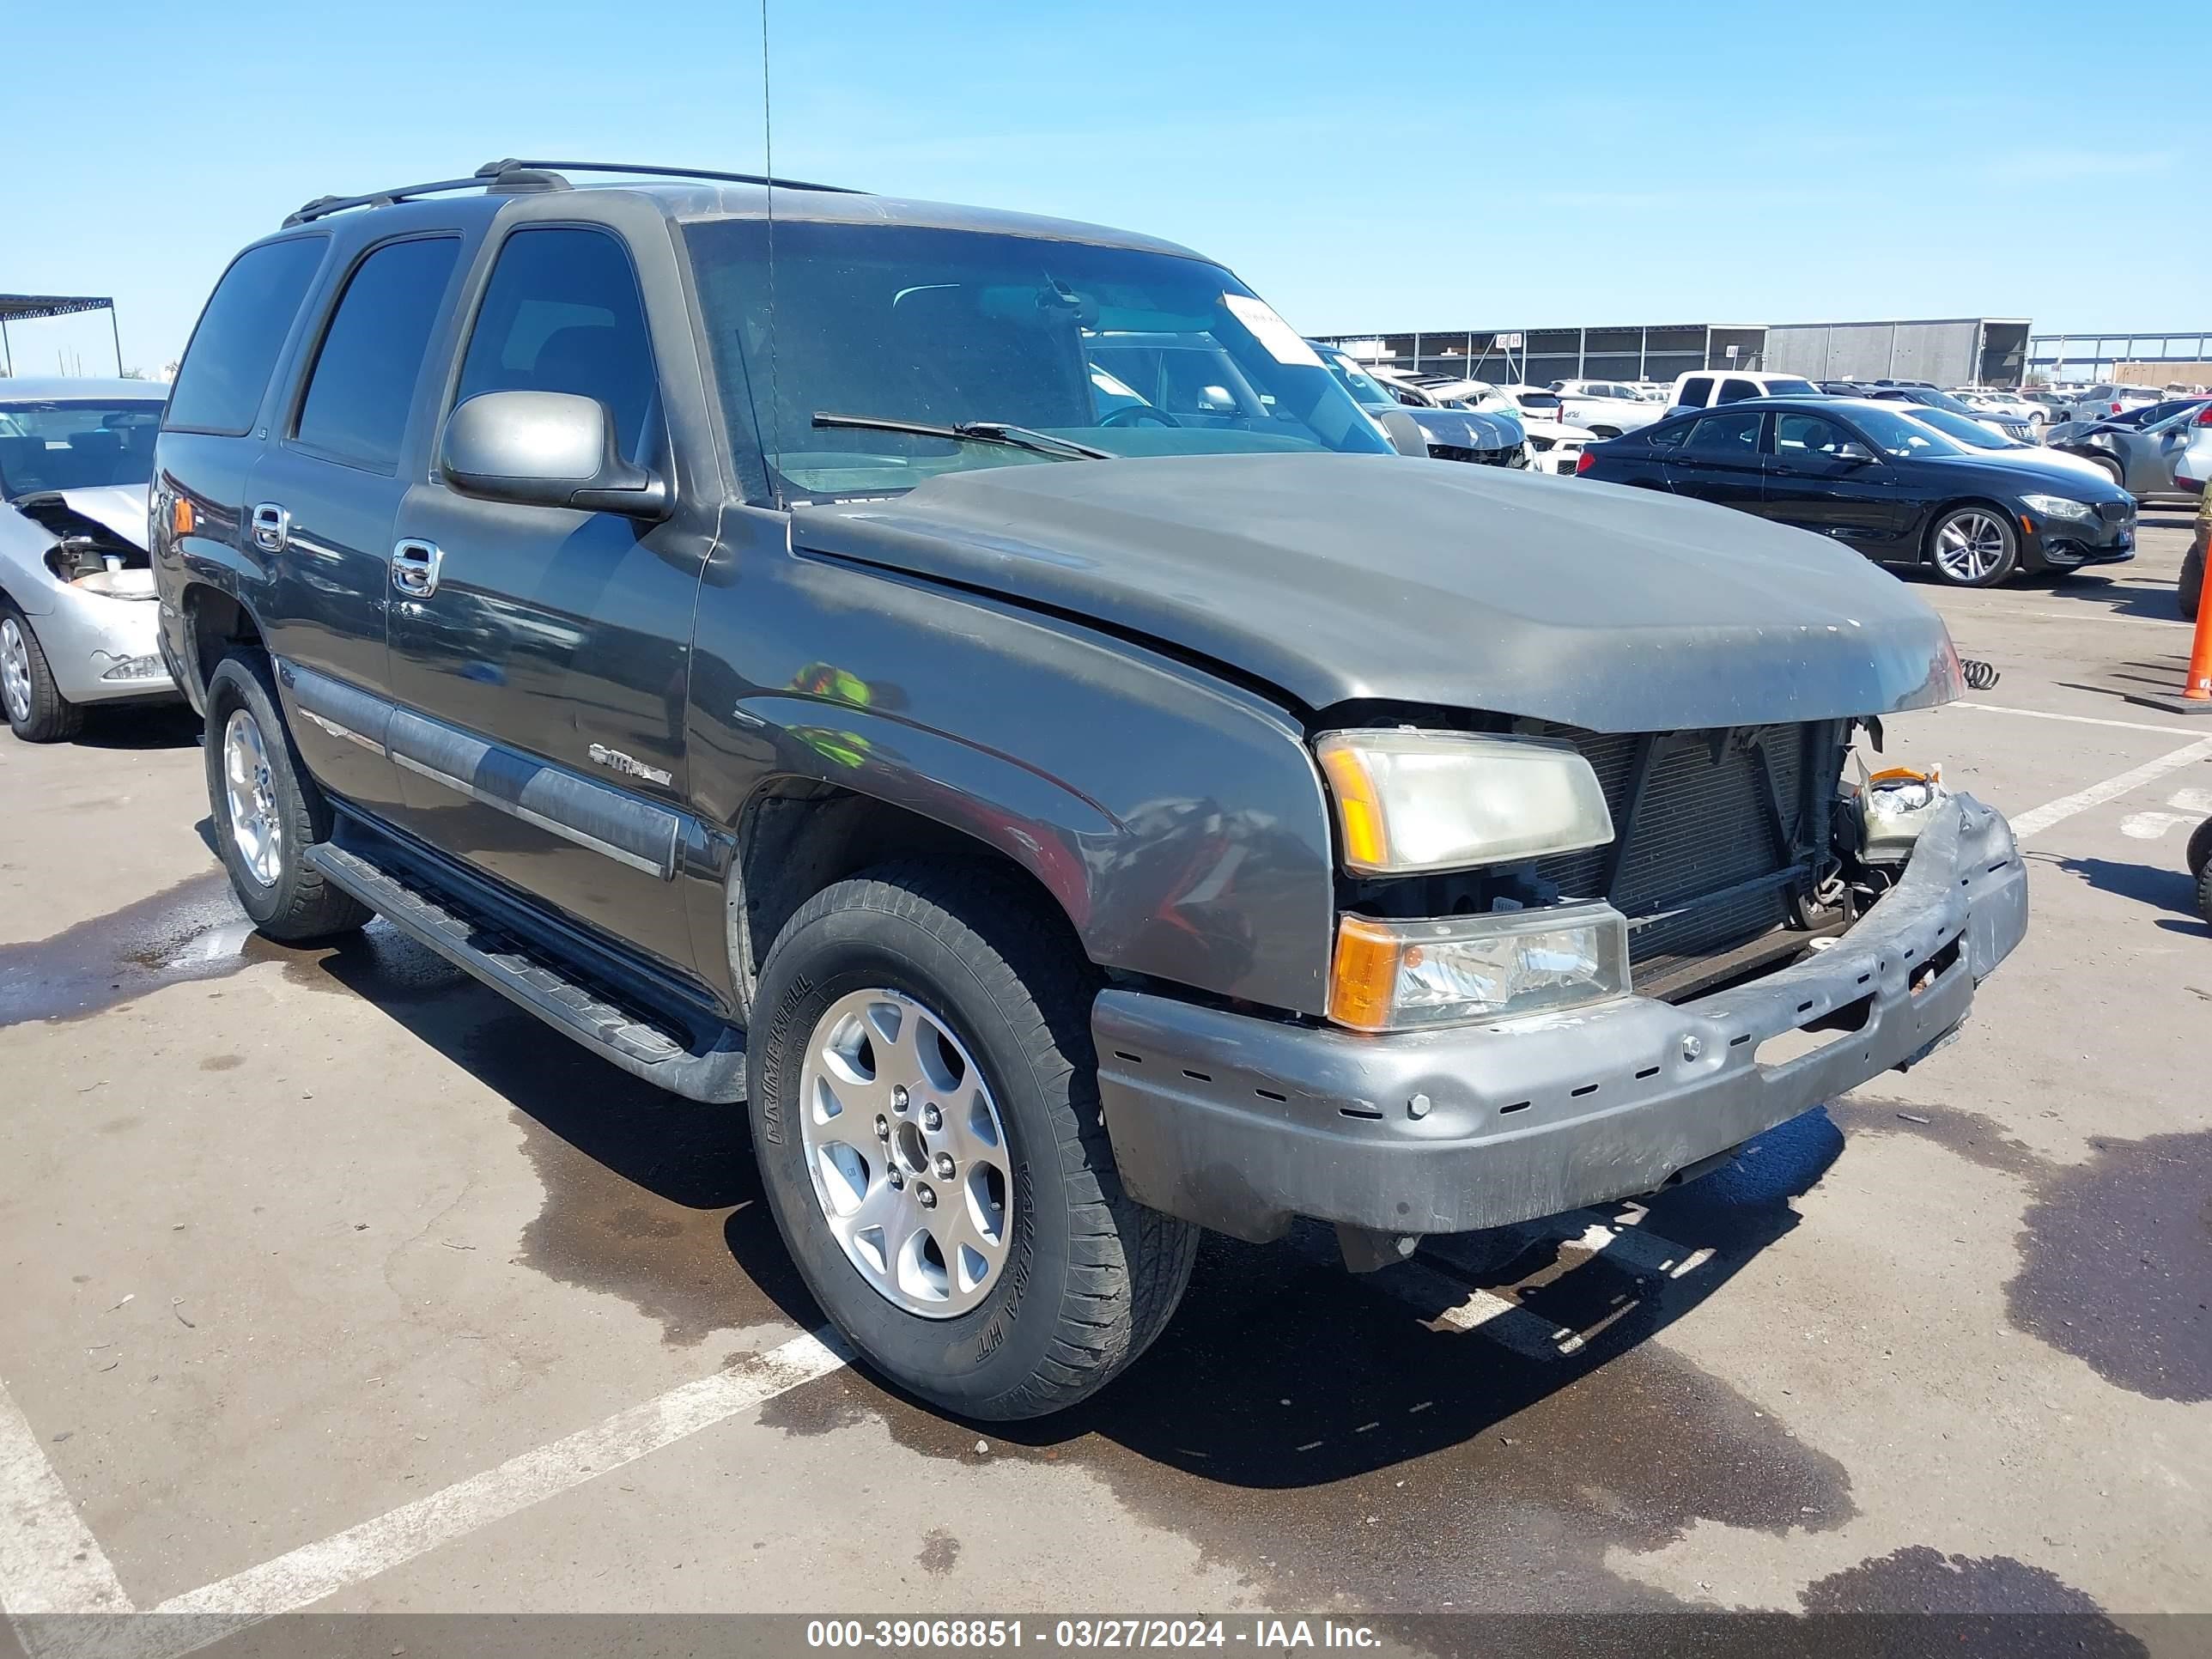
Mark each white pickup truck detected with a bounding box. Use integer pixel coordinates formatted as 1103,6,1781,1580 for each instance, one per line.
1548,379,1665,436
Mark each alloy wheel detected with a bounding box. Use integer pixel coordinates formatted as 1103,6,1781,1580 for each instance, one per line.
0,619,30,725
797,988,1013,1319
1932,510,2011,583
222,708,284,887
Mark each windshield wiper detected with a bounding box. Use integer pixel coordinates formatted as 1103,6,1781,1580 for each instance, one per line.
811,412,1112,462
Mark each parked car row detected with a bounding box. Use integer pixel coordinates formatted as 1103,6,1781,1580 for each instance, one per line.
1577,396,2136,586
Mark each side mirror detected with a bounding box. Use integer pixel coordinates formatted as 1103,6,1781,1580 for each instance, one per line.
441,391,671,520
1835,442,1876,465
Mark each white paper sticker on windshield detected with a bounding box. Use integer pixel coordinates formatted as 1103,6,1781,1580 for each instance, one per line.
1224,295,1322,368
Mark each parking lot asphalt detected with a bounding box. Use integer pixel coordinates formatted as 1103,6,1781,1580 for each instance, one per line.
2,511,2208,1651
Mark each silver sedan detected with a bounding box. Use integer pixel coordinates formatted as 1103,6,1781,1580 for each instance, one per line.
0,377,176,741
2047,401,2209,501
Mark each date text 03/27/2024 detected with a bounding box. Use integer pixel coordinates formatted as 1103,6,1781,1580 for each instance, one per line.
804,1620,1383,1650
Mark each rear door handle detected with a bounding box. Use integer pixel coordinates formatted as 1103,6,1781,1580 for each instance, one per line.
249,502,290,553
391,538,445,599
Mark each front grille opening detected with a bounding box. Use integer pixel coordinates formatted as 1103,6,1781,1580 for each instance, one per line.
1518,718,1847,1003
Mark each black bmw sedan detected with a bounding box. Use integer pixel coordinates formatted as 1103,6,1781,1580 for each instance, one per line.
1576,397,2136,586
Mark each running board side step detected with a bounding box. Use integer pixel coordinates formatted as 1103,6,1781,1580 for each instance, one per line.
304,842,746,1103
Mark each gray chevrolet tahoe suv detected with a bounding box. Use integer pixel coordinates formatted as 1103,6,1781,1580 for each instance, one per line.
153,160,2027,1419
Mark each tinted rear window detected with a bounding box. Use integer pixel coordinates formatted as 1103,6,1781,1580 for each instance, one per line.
166,237,328,435
295,236,461,470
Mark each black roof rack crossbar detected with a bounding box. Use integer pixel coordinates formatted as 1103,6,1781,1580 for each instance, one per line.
283,158,866,227
473,158,867,196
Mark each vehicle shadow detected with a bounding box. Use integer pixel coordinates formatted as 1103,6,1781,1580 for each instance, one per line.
963,1109,1843,1490
73,701,201,750
2029,848,2204,922
2044,574,2193,623
303,922,1845,1493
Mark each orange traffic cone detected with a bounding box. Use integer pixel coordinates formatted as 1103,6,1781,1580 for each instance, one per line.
2130,532,2212,714
2185,578,2212,702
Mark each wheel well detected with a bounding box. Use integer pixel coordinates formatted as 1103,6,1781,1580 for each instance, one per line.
182,585,264,697
727,781,1084,1009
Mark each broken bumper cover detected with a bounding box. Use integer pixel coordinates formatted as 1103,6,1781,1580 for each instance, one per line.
21,581,174,705
1095,794,2027,1243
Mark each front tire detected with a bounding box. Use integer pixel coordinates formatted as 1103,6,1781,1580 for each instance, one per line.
1,605,84,743
203,653,371,943
1927,505,2020,586
747,862,1196,1419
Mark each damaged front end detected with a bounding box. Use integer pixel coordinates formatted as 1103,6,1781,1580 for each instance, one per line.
18,490,156,597
1090,705,2027,1259
4,489,173,702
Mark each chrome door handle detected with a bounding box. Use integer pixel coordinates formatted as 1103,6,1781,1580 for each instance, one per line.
390,538,445,599
250,502,290,553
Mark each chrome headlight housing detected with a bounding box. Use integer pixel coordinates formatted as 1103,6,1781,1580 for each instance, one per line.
1314,729,1614,874
2021,493,2095,522
1329,902,1632,1031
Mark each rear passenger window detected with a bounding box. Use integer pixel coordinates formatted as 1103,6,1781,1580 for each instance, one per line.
1716,378,1760,404
1677,377,1711,409
453,228,656,459
1686,410,1764,454
294,237,462,470
165,237,328,436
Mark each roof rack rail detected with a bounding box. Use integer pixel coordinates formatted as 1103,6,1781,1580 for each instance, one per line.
282,158,863,228
281,166,570,228
471,158,866,196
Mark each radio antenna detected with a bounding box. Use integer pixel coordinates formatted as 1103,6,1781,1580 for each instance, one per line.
761,0,783,506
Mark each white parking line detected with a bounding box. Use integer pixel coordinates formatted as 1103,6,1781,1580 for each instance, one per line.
2008,738,2212,844
1953,701,2212,738
0,1380,133,1618
150,1327,848,1627
10,1197,1713,1654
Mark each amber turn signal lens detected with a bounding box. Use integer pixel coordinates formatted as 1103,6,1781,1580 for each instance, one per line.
1328,915,1405,1033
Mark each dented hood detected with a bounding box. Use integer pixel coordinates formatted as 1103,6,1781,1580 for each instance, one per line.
791,453,1961,732
13,484,152,551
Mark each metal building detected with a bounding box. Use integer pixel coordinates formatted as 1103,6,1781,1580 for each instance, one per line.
1318,318,2032,388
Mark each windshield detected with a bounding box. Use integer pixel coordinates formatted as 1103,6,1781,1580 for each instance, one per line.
1322,352,1399,411
1763,377,1818,397
0,399,165,499
684,220,1389,501
1842,404,1972,459
1899,405,2018,450
1898,387,1982,419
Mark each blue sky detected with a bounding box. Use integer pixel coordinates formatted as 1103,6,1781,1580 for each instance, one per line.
7,0,2203,376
